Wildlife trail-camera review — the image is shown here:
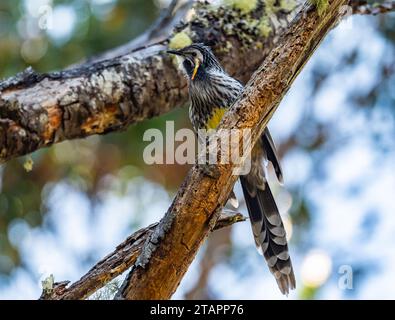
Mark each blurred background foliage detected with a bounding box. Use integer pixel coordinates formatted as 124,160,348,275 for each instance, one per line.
0,0,394,299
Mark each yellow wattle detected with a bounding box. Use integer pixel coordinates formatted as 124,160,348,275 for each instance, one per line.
206,108,227,130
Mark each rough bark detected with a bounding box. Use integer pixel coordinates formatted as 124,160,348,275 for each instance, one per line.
0,48,185,164
116,0,349,300
39,212,245,300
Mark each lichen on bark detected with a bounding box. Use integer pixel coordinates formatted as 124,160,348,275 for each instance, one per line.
308,0,329,16
170,0,299,55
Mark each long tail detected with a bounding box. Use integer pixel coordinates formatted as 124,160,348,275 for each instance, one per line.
240,175,296,295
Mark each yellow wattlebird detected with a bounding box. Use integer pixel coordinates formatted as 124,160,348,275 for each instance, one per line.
168,44,295,295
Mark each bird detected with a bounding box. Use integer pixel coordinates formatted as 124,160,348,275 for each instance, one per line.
167,43,295,295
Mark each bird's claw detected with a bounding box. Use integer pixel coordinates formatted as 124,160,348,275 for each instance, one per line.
200,164,220,179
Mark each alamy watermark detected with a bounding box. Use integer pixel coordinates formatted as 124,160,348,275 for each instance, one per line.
37,5,53,30
338,265,353,290
143,121,252,175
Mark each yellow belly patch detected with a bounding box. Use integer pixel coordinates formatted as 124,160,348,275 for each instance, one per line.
206,108,226,130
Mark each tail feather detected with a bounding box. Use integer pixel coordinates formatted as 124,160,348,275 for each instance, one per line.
240,176,295,295
262,128,284,185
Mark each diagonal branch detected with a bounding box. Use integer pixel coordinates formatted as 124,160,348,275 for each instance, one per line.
85,0,194,64
39,212,245,300
116,0,349,300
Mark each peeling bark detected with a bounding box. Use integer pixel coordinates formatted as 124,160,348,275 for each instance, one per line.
0,50,185,163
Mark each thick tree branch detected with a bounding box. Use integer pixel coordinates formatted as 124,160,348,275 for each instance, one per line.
39,212,245,300
115,0,349,300
0,0,298,163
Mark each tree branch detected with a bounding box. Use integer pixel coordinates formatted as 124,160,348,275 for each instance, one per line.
115,0,349,300
0,0,298,163
39,212,245,300
85,0,194,64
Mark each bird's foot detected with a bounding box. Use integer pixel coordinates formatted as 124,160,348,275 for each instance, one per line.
200,163,220,179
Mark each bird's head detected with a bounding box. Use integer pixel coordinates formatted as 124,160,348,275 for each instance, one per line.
167,43,222,82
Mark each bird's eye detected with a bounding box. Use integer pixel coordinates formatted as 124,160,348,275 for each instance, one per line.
183,59,192,69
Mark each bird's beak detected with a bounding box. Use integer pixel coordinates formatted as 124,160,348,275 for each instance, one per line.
167,49,183,56
191,58,200,81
